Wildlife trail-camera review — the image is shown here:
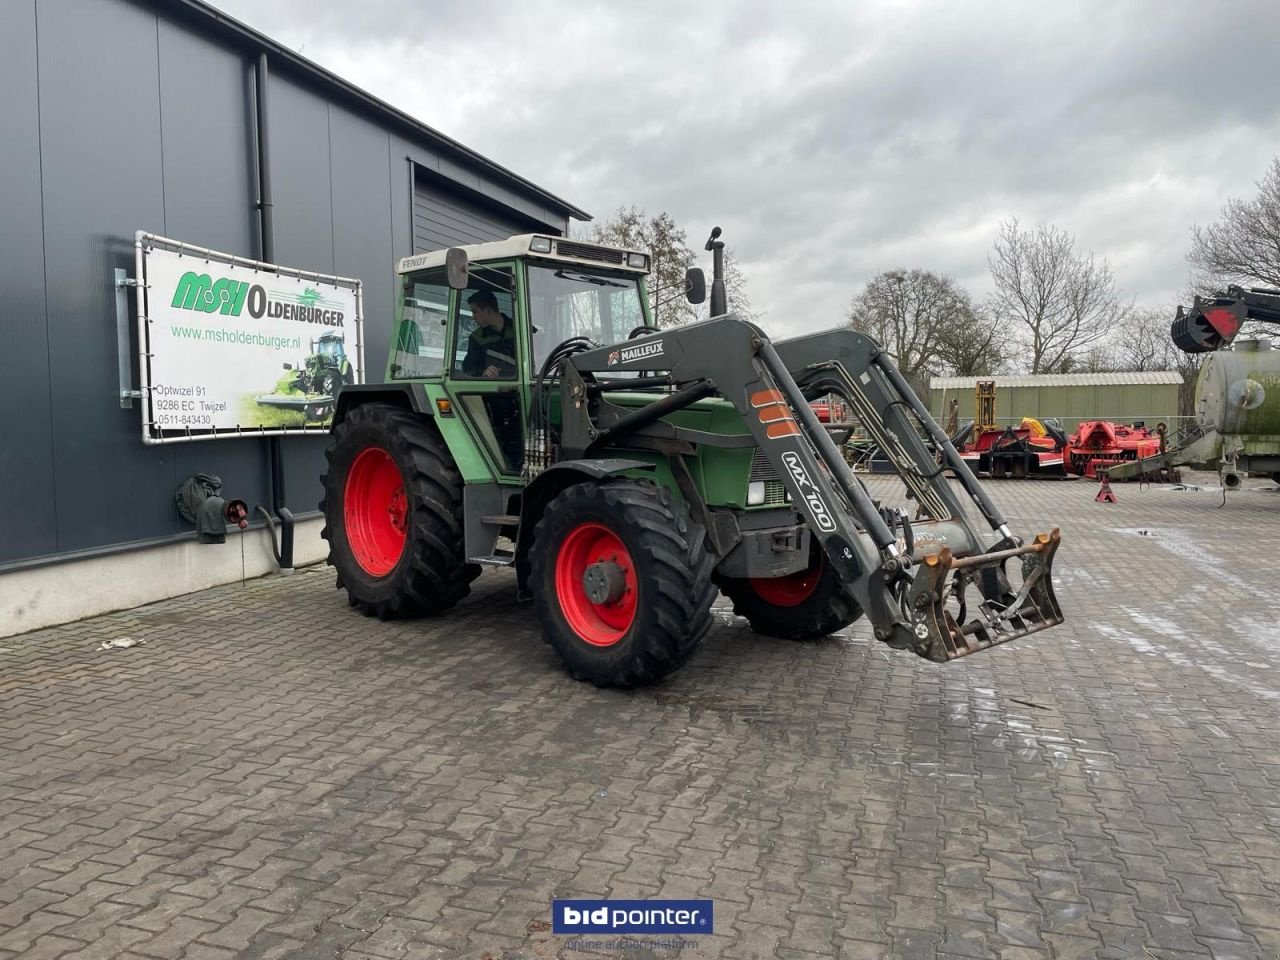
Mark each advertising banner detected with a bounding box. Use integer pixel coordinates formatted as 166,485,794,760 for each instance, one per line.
137,232,363,443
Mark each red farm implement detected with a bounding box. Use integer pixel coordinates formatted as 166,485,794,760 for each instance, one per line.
1066,420,1179,482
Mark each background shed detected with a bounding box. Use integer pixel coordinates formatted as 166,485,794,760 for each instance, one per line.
928,372,1184,433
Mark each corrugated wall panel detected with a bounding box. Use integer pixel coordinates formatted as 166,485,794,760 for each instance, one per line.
0,1,57,564
265,75,339,507
156,20,256,256
329,105,394,383
1006,386,1032,422
1063,387,1095,427
412,171,537,252
930,383,1183,433
157,17,268,520
268,75,336,274
36,0,172,554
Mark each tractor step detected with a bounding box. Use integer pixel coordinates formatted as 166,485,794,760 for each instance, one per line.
472,554,514,567
481,514,521,527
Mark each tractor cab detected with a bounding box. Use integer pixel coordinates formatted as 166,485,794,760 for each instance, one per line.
313,333,347,361
386,234,699,479
391,234,660,375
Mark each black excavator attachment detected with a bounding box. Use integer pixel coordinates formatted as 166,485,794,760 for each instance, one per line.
1172,285,1280,353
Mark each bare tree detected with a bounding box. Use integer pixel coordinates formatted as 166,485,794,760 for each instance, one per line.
987,217,1128,373
584,208,758,327
1073,342,1119,373
587,207,698,328
935,307,1006,377
847,269,980,393
1115,306,1177,371
1109,305,1201,418
1189,157,1280,290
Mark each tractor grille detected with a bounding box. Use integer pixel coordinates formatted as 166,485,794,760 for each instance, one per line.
749,448,789,506
555,240,626,265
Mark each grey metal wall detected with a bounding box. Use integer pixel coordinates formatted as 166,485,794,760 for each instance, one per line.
0,1,57,562
0,0,569,568
413,172,543,252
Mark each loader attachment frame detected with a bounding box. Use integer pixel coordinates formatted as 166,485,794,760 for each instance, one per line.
561,315,1064,661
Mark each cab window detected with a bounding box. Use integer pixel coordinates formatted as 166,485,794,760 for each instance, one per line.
453,267,517,380
390,269,449,380
527,265,648,371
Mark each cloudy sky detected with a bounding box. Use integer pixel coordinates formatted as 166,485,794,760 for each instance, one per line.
212,0,1280,336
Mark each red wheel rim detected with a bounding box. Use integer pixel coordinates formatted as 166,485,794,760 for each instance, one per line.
749,553,823,607
554,522,637,646
344,447,407,576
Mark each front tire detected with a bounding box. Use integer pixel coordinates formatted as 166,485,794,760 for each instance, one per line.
316,369,341,398
529,480,717,687
717,542,862,641
320,403,477,619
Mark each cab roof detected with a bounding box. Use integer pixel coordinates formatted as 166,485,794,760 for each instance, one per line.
395,234,651,276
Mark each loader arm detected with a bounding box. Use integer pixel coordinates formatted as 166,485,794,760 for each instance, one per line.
561,315,1063,662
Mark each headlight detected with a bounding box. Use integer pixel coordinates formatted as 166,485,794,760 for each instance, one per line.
746,481,766,506
529,237,553,253
627,252,648,270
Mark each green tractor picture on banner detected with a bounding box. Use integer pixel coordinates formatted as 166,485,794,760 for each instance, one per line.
255,331,355,425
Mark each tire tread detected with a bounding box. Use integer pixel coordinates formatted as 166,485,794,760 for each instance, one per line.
320,404,473,619
530,480,717,687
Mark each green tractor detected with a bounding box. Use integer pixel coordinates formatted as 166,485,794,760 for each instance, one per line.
258,333,355,422
306,332,356,397
320,232,1063,686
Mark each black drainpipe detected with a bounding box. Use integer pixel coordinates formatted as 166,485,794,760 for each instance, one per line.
254,52,295,572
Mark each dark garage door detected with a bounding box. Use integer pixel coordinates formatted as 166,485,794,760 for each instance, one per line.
413,170,546,252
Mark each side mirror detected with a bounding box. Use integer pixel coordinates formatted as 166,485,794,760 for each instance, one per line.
282,363,293,370
685,267,707,305
445,247,469,290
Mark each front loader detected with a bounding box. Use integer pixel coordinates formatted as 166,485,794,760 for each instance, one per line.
320,232,1063,686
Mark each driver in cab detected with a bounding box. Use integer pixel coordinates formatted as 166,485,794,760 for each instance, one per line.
461,290,517,378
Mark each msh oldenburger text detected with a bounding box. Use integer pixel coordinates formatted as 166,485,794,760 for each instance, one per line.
552,899,713,934
170,272,346,326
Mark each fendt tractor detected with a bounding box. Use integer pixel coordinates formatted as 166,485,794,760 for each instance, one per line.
319,231,1064,686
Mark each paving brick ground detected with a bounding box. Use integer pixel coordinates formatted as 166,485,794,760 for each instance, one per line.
2,473,1280,959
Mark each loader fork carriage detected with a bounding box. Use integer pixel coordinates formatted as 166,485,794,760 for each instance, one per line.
562,317,1064,661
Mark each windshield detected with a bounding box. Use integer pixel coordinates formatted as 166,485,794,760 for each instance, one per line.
527,265,650,370
315,338,343,358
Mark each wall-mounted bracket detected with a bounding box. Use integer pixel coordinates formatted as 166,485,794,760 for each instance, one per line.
114,268,143,408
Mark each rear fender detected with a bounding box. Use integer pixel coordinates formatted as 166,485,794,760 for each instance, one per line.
332,384,431,426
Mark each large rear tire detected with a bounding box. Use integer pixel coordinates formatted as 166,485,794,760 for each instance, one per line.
529,480,717,687
717,542,862,641
320,403,477,619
